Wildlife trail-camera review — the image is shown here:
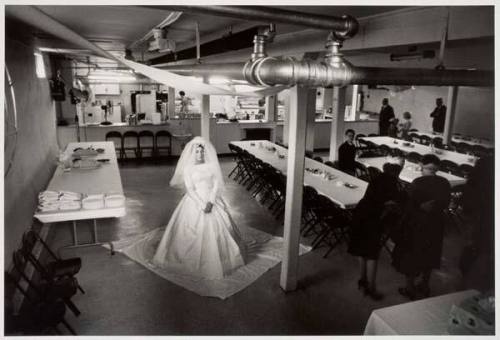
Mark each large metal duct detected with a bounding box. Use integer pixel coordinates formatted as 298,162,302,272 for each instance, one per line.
6,6,123,64
141,5,359,39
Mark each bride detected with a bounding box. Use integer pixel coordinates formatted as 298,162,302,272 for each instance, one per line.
151,136,245,279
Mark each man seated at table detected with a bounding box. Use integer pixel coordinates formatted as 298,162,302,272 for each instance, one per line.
392,154,451,300
338,129,357,175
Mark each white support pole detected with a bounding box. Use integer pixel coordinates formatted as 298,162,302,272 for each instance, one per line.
305,88,317,153
350,85,359,121
283,93,291,146
265,95,278,122
443,86,459,145
329,86,347,161
167,87,176,118
201,77,210,141
280,85,308,292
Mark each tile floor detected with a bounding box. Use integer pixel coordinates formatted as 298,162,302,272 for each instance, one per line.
47,157,471,335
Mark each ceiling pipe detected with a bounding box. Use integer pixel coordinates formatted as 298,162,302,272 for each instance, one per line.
141,5,359,39
160,28,493,87
159,58,493,87
6,6,125,65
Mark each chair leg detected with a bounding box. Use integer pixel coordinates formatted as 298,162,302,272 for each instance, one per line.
61,319,77,335
64,298,81,316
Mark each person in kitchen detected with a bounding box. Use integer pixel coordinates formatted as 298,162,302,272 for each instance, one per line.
379,98,395,136
178,91,190,118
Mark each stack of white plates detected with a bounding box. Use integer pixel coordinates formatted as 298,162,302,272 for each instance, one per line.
82,194,105,210
105,194,125,208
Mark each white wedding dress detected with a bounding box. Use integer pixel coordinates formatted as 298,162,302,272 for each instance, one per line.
107,137,310,299
152,163,245,279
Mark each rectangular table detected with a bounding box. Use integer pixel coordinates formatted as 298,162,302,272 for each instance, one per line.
360,136,478,166
34,141,126,249
364,290,479,335
417,131,494,149
231,140,368,209
357,156,466,187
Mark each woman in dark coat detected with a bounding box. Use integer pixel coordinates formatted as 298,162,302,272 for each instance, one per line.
348,158,406,300
392,154,451,300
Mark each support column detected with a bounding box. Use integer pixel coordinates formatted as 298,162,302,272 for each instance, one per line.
264,95,278,122
305,88,317,153
443,86,459,145
351,85,360,121
329,86,347,161
201,77,210,141
167,87,176,118
280,85,309,292
283,93,291,145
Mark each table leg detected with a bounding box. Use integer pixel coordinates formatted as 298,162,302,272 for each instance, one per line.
72,221,78,246
93,219,98,243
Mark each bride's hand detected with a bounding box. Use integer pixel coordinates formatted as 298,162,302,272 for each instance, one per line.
204,202,213,213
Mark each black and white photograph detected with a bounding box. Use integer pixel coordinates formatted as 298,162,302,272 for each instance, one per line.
2,2,496,337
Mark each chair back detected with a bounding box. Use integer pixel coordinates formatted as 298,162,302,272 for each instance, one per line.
439,159,459,174
105,131,122,149
406,151,423,163
123,131,139,148
419,135,432,146
367,166,382,182
138,130,154,147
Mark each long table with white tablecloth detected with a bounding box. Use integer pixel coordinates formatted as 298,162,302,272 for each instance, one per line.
360,136,478,166
231,140,368,209
364,290,479,335
357,156,466,187
416,131,494,149
35,141,125,248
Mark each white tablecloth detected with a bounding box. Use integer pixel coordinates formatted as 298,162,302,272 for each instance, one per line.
361,136,478,166
231,140,368,209
364,290,479,335
417,131,494,149
34,141,126,223
357,156,466,187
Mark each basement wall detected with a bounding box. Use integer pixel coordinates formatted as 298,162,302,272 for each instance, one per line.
4,21,59,267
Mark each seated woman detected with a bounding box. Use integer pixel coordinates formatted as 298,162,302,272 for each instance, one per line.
392,154,451,300
348,157,406,300
338,129,357,175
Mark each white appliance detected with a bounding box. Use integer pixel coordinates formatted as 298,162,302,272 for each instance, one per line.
135,93,156,121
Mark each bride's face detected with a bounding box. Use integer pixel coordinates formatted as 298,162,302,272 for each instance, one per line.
195,145,205,164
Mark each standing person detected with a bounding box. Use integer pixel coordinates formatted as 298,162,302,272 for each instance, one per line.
430,98,446,133
392,154,451,300
379,98,395,136
152,137,246,279
348,157,406,300
338,129,357,175
387,118,399,138
178,91,190,118
460,155,494,291
399,111,412,140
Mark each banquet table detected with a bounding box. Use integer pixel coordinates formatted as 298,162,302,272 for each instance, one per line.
416,131,494,149
231,140,368,209
364,290,479,335
34,141,126,249
357,156,466,187
360,136,478,166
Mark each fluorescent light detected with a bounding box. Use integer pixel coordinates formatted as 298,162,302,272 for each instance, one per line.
87,75,137,81
209,76,229,85
34,53,46,78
